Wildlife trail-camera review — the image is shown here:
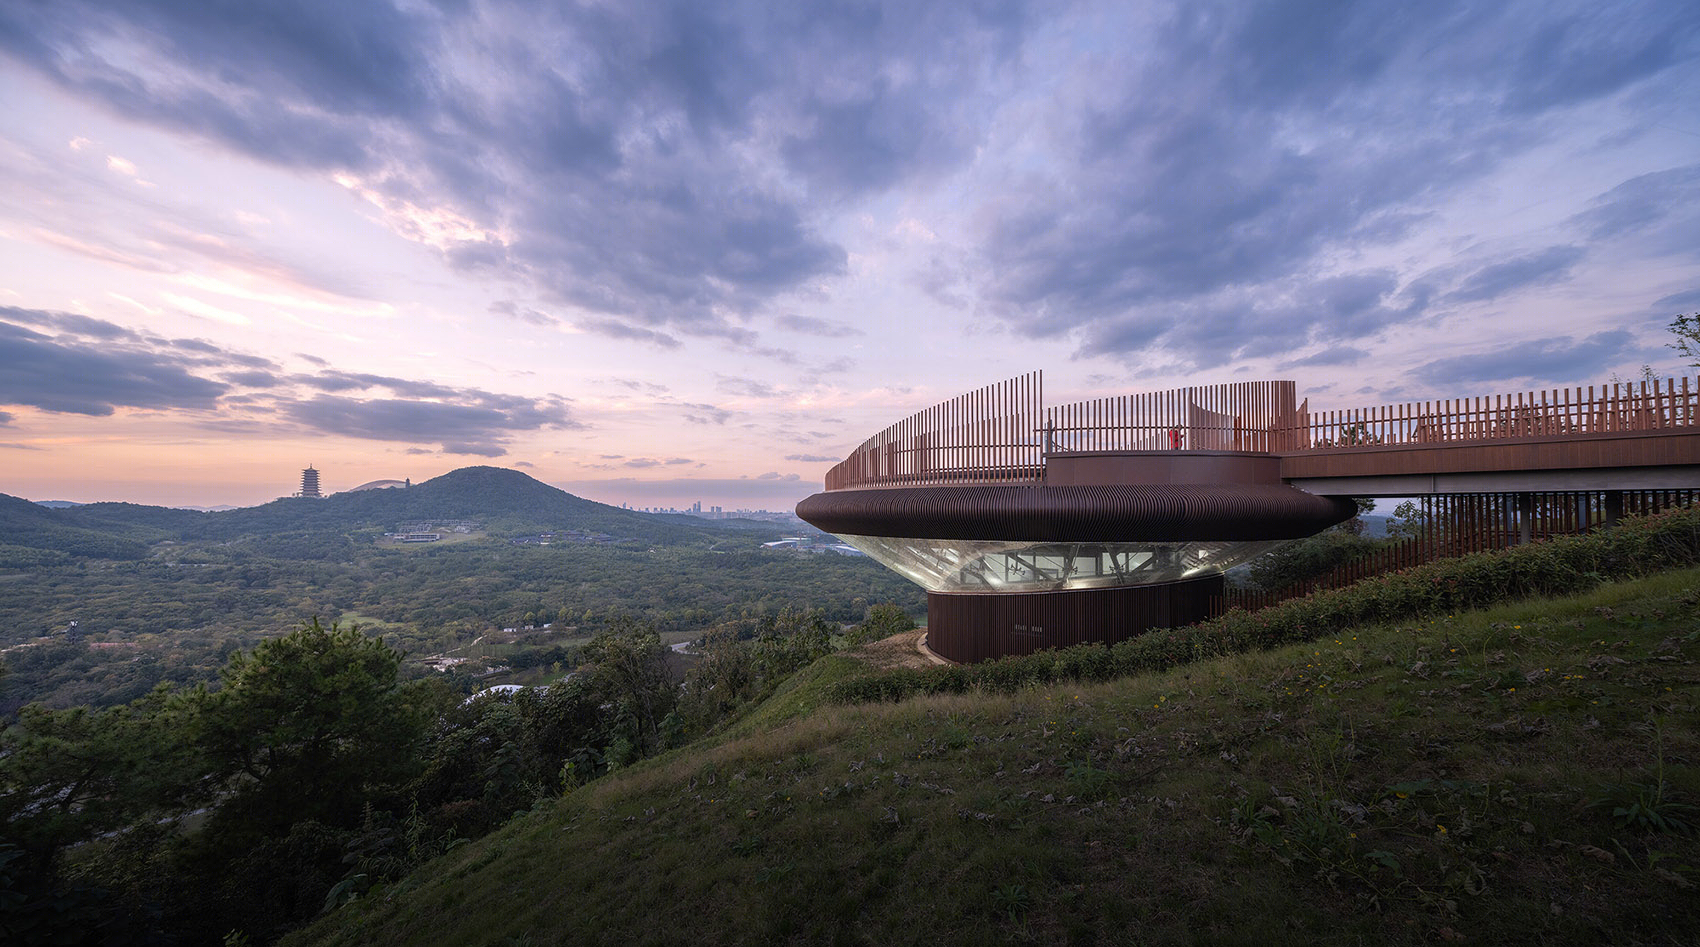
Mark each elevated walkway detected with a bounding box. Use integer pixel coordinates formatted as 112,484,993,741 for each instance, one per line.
1280,427,1700,496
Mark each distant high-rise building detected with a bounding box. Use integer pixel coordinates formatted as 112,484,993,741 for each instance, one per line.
298,465,322,498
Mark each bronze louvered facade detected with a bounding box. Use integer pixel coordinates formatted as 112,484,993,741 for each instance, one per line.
797,481,1355,542
926,577,1224,664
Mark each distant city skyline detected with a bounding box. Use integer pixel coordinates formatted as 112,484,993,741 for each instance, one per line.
2,1,1697,509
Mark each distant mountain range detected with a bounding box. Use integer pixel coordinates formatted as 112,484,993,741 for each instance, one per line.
3,466,775,560
35,499,244,512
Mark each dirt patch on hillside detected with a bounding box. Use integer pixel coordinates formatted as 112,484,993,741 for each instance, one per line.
848,628,952,670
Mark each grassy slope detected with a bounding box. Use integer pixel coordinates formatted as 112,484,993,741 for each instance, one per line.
291,570,1700,947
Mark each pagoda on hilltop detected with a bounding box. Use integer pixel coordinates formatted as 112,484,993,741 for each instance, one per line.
296,465,323,499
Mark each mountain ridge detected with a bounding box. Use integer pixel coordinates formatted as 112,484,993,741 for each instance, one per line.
3,466,766,556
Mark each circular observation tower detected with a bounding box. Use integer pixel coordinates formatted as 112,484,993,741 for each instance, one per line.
796,373,1355,663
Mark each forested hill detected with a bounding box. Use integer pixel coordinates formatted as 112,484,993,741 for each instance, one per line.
0,491,156,561
7,466,750,553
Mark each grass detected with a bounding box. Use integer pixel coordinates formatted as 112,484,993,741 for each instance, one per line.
287,568,1700,947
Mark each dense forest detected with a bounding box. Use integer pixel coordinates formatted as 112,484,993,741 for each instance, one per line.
0,468,922,711
2,606,918,944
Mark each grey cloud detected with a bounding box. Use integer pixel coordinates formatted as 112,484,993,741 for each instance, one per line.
0,0,429,170
1501,7,1692,114
775,314,861,338
281,393,575,456
781,84,955,196
0,315,228,416
681,403,732,425
1442,246,1585,305
1087,269,1405,368
1654,289,1700,312
717,377,777,398
1572,165,1700,249
222,370,281,387
443,442,508,457
576,318,681,350
0,1,1033,347
489,300,559,327
0,304,585,451
0,410,12,424
785,453,839,462
1416,330,1634,386
1282,346,1370,368
1,442,44,450
979,0,1695,366
2,306,142,341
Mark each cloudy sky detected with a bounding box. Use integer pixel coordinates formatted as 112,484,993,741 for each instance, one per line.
1,0,1696,509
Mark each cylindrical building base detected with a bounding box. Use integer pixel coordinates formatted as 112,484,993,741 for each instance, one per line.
925,575,1224,664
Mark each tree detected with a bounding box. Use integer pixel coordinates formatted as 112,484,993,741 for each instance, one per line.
857,603,917,642
1670,313,1700,368
1386,499,1431,542
0,686,192,858
188,618,428,840
581,621,675,761
1247,500,1381,592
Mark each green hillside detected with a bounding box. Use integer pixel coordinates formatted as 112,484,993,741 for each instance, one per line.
289,568,1700,947
0,492,154,563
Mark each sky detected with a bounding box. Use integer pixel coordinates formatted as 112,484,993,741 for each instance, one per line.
1,0,1697,511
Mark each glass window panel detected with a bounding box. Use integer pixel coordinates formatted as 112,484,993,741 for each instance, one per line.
833,535,1294,593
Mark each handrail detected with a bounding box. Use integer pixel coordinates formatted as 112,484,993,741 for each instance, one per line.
820,374,1700,491
822,372,1045,491
1295,377,1694,449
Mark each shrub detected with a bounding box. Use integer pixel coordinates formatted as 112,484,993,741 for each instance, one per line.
826,505,1700,704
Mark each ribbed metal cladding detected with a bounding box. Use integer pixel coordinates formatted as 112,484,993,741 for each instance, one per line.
925,576,1224,663
796,483,1356,542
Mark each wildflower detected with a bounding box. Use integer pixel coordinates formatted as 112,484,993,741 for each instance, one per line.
1437,825,1447,834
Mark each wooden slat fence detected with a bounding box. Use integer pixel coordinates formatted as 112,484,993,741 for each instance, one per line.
1299,377,1696,449
1044,380,1301,453
823,372,1045,490
823,374,1700,491
1215,489,1698,614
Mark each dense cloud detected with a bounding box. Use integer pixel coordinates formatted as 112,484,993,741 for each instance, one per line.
1416,331,1636,385
974,0,1697,366
0,0,1028,339
1,0,1694,395
0,305,579,455
0,308,230,415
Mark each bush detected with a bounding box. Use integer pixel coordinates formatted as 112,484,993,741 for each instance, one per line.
827,505,1700,704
